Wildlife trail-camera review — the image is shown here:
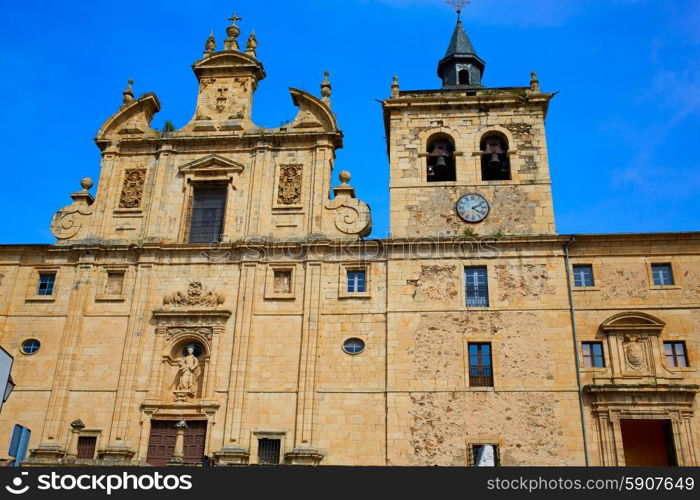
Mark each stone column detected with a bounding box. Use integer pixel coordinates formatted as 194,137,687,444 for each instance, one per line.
65,419,86,459
168,420,188,465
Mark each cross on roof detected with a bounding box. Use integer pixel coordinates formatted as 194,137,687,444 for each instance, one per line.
446,0,470,18
228,12,242,24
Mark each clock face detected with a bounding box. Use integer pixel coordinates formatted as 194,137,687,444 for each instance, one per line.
456,193,490,223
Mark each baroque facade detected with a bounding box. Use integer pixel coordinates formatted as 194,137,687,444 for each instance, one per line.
0,13,698,467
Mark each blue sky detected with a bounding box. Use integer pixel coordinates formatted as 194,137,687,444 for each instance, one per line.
0,0,698,243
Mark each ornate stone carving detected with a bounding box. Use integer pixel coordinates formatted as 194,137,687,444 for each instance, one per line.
623,336,648,372
165,327,213,341
50,178,94,240
277,164,302,205
118,169,146,209
162,281,225,308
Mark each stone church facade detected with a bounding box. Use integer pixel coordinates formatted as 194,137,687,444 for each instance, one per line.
0,13,698,466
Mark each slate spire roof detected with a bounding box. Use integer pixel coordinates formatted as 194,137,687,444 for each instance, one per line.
444,18,478,58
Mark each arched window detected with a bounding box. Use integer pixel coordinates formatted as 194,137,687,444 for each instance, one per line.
426,133,456,182
458,69,470,86
480,133,511,181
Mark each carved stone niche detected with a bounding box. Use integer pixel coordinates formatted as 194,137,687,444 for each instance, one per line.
595,312,680,386
151,281,231,404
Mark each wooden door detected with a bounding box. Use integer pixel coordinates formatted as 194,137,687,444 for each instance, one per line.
146,420,177,466
183,420,207,464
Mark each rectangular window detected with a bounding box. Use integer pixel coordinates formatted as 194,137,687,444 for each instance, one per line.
347,270,366,293
468,342,493,387
76,436,97,459
652,264,674,286
469,444,500,466
573,265,595,287
37,273,56,296
465,266,489,307
664,342,688,368
257,438,281,465
582,342,605,368
188,186,227,244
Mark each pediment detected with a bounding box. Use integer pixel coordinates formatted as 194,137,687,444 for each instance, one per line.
600,311,665,333
178,154,245,174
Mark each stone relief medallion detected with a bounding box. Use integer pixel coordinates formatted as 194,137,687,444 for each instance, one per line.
624,337,647,371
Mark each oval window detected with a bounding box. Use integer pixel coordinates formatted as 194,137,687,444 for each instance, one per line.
342,338,365,355
21,339,41,355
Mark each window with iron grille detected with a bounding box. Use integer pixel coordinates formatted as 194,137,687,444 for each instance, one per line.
347,270,366,293
582,342,605,367
257,438,281,465
664,342,688,368
573,265,595,287
651,263,674,286
465,266,489,307
77,436,97,459
37,272,56,296
188,186,227,244
468,343,493,387
468,444,500,466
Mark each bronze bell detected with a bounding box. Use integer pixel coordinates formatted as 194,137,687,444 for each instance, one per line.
435,156,447,168
488,153,501,169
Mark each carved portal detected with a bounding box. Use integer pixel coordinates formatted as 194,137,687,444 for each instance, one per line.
277,164,302,205
151,282,231,404
118,169,146,209
585,312,699,465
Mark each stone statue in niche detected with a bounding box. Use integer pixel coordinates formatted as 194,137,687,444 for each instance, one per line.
174,346,200,401
623,335,648,372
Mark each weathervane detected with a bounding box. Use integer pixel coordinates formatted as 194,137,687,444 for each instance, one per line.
446,0,470,19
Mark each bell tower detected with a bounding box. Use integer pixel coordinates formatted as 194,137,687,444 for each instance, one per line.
383,5,557,238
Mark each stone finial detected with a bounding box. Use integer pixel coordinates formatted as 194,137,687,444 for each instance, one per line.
224,12,242,51
245,31,258,57
122,79,134,104
80,177,93,192
333,170,355,198
530,71,541,93
204,30,217,55
391,75,400,98
321,71,332,105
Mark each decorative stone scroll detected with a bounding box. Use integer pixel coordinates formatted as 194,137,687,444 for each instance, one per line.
50,178,95,240
324,170,372,237
163,281,225,308
118,169,146,209
277,164,302,205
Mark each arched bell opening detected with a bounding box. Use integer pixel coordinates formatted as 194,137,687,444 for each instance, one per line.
426,133,456,182
480,132,511,181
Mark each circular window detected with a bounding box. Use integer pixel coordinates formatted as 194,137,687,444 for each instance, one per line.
342,338,365,355
21,339,41,355
182,343,203,358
